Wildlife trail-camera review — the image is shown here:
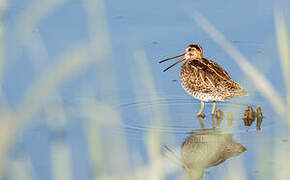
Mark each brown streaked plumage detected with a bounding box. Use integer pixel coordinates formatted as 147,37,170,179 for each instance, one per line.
159,44,248,116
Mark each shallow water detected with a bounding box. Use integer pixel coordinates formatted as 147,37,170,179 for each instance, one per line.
3,0,290,180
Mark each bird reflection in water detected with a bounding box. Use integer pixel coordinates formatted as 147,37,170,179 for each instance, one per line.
181,128,246,179
164,113,247,180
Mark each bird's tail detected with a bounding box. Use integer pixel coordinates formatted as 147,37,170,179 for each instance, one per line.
234,90,248,97
222,81,248,99
230,81,248,97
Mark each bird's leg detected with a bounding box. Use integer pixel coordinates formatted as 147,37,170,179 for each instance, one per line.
197,101,204,117
211,101,216,115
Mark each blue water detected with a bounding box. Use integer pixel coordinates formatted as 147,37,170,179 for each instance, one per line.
2,0,290,179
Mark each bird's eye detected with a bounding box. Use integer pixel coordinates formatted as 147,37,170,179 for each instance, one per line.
188,48,192,51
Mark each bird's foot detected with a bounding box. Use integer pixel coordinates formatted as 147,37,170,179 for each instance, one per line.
197,113,206,118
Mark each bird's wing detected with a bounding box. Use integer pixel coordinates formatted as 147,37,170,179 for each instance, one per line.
188,58,232,88
201,58,231,80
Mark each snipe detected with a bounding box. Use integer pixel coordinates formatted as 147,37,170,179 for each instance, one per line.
160,44,248,116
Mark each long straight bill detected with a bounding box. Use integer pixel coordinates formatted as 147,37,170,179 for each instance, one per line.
163,58,185,72
159,52,185,63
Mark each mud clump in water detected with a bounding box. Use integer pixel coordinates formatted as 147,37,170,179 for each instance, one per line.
243,106,256,126
243,105,263,130
256,106,263,131
200,113,206,119
247,106,256,125
243,108,250,126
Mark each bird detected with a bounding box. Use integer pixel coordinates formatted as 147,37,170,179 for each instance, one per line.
159,44,248,116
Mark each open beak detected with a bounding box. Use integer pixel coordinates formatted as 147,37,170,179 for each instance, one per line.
159,52,185,63
159,52,186,72
162,57,185,72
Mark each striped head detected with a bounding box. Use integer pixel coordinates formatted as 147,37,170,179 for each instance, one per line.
159,43,204,72
185,44,204,60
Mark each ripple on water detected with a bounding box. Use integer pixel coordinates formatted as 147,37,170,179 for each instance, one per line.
115,98,268,137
